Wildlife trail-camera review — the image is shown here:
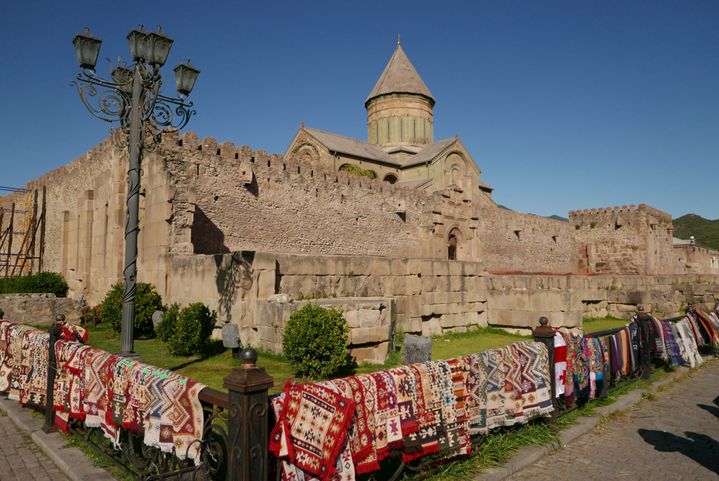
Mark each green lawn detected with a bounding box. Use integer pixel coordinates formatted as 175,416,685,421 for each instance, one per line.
583,316,629,334
84,323,525,394
432,327,529,360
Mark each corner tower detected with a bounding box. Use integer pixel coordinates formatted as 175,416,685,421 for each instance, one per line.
366,40,435,149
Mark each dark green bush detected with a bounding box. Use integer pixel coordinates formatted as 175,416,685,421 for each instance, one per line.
164,303,217,356
156,303,180,343
98,282,163,339
282,303,350,379
0,272,68,297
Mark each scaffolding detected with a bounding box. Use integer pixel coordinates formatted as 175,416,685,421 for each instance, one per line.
0,185,46,277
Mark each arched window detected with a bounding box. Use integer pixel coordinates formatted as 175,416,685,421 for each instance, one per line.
383,173,398,184
448,232,458,260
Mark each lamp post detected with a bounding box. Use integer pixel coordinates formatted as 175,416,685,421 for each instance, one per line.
72,26,199,356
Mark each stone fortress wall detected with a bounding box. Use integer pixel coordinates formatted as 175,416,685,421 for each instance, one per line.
570,205,675,275
2,132,718,362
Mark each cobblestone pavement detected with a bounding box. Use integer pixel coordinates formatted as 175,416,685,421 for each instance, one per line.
511,360,719,481
0,413,69,481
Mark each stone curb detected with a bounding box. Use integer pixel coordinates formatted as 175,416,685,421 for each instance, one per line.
477,361,703,481
0,397,115,481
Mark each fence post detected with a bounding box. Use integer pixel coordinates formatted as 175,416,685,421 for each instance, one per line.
533,316,557,421
224,348,274,481
636,307,652,379
43,314,63,433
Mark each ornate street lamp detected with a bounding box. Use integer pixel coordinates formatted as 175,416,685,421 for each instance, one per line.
71,26,199,356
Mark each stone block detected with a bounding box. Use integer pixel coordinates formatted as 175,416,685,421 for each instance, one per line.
257,271,276,299
444,326,467,334
439,314,457,328
407,259,423,275
422,316,442,337
435,276,451,292
408,296,422,316
432,291,449,304
450,291,466,304
284,256,317,276
449,262,462,276
432,303,449,315
253,251,277,271
370,258,392,276
433,261,449,276
403,316,423,334
421,275,436,292
344,309,360,328
407,275,421,295
465,311,480,327
390,259,407,276
258,325,277,343
402,334,432,364
349,326,389,345
463,262,478,276
349,257,371,275
351,341,389,365
389,276,406,296
396,296,410,315
529,291,566,312
358,308,382,327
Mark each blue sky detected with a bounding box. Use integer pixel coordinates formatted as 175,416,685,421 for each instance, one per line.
1,0,717,219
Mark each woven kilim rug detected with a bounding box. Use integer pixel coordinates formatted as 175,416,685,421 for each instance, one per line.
271,381,355,481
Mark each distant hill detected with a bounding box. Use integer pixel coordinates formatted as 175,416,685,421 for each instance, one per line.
548,214,568,222
673,214,719,251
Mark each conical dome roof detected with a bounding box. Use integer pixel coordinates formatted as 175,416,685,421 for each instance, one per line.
366,43,434,106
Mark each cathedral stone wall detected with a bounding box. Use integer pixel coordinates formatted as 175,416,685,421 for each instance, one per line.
476,207,575,273
154,250,719,356
2,131,717,364
164,133,431,259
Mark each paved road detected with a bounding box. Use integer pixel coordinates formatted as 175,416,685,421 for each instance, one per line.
511,359,719,481
0,414,69,481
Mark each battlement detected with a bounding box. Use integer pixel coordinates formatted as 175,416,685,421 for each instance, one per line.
569,203,672,224
160,131,432,206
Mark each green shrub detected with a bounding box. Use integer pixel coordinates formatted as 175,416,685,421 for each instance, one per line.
98,282,163,339
0,272,68,297
282,303,350,379
165,303,217,356
156,303,180,342
339,163,376,179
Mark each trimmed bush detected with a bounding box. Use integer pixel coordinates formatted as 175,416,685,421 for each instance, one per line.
98,282,163,339
0,272,68,297
156,303,180,343
282,303,350,379
164,303,217,356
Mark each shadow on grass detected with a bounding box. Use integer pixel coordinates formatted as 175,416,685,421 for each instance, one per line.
167,341,228,372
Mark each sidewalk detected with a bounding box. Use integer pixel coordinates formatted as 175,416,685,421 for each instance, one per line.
0,398,115,481
0,413,69,481
480,357,719,481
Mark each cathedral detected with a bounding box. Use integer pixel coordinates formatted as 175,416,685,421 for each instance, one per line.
284,41,496,209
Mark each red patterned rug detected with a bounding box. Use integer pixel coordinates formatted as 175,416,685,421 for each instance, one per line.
271,381,355,481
